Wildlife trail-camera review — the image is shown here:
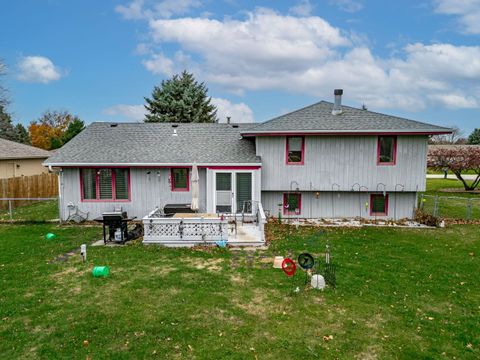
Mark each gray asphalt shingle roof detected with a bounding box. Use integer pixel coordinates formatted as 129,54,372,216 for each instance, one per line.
0,138,50,159
242,101,452,134
44,122,260,166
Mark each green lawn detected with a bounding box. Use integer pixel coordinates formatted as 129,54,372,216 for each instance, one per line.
0,223,479,359
0,200,58,222
425,179,478,197
423,179,480,220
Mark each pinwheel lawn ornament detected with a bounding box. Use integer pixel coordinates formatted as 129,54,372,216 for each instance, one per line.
298,253,315,270
298,252,315,284
281,258,296,277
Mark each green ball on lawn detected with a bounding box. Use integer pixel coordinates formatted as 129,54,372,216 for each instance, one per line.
45,233,57,240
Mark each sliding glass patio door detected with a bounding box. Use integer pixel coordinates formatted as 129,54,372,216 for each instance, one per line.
235,173,252,214
215,172,232,213
214,171,253,214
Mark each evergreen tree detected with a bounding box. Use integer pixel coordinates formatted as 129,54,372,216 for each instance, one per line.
0,105,16,141
62,117,85,144
468,128,480,145
14,123,30,144
144,71,217,123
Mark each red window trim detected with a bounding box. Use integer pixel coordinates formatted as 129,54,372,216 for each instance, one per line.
283,193,302,215
286,136,305,165
80,168,131,202
171,167,190,192
376,136,397,166
370,193,389,216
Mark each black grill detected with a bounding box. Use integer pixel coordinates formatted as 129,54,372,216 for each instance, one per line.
94,211,136,244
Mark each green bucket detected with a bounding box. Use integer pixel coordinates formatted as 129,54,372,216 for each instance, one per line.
45,233,56,240
92,266,110,278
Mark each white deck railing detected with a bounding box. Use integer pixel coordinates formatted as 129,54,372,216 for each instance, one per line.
257,202,267,242
142,208,228,244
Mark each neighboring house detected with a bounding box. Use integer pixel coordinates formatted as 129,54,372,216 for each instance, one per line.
0,138,51,179
44,90,451,221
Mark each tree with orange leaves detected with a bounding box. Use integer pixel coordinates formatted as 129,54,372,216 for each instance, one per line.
29,110,84,150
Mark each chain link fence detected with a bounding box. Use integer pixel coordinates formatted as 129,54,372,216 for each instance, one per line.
418,194,480,220
0,198,59,222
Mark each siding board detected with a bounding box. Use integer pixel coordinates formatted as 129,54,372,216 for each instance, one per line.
256,135,427,192
261,191,416,220
59,168,207,220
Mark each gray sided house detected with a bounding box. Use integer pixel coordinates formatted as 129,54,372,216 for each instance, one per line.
44,91,451,222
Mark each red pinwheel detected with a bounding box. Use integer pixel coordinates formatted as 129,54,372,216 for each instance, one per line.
281,258,297,277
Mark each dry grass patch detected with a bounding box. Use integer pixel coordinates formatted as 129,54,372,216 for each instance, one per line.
186,257,224,272
232,288,279,319
355,346,380,360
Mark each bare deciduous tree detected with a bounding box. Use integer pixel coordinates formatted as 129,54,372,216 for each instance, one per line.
0,60,9,107
429,126,465,144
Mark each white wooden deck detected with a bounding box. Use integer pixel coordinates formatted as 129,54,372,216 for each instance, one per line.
142,205,267,247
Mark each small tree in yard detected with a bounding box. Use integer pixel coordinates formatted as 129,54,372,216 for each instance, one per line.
29,110,84,150
0,105,16,141
14,123,30,144
428,146,480,191
144,71,217,123
468,128,480,145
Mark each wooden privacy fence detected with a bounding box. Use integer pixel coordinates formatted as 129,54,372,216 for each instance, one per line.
0,173,58,210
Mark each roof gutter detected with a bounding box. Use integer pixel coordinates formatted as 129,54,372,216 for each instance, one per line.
43,162,263,168
241,129,453,137
1,155,50,160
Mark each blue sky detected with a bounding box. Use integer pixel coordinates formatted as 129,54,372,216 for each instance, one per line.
1,0,479,135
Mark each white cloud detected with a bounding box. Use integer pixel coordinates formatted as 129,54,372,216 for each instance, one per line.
289,0,315,16
115,0,145,19
152,0,202,18
428,93,479,109
121,6,480,111
116,0,202,20
17,56,62,83
211,97,255,123
148,8,349,72
330,0,363,13
142,50,193,75
434,0,480,34
103,104,146,121
142,52,175,76
155,9,480,110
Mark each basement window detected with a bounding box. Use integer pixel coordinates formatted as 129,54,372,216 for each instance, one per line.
377,136,397,165
370,194,388,216
286,136,304,165
171,168,189,191
81,168,130,201
283,193,301,215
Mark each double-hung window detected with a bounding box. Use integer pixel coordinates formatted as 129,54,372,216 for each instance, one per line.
370,194,388,216
377,136,396,165
283,193,302,215
81,168,129,201
171,168,189,191
286,136,304,165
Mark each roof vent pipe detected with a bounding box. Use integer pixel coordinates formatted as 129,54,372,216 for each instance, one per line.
226,116,231,124
332,89,343,115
